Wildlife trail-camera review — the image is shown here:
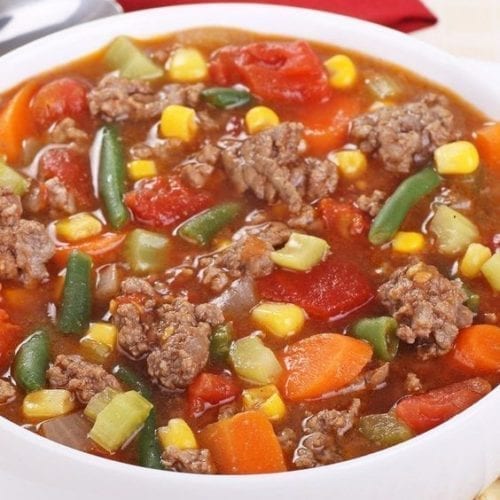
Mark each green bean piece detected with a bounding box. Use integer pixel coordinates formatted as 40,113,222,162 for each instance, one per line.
359,413,413,447
352,316,399,361
201,87,252,109
98,125,130,229
13,328,50,392
463,284,480,313
209,324,233,364
179,202,241,246
369,167,441,245
58,251,92,335
113,364,153,401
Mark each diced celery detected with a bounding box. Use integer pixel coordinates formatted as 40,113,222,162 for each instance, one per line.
124,228,169,275
429,205,479,255
23,389,75,420
270,233,329,271
481,253,500,292
365,73,401,100
84,387,121,422
89,390,153,452
157,418,198,450
105,36,163,80
359,413,413,447
0,158,28,195
229,336,282,385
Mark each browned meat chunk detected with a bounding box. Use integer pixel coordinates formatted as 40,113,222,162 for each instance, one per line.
180,143,220,188
350,94,459,173
45,177,77,215
405,372,423,393
278,427,298,455
162,446,216,474
49,118,89,149
0,189,22,226
293,399,360,469
378,261,473,356
356,190,386,217
47,354,121,404
0,379,16,404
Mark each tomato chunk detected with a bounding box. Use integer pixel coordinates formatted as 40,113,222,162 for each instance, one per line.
0,309,22,374
125,176,213,228
31,77,89,129
319,198,370,239
209,41,331,104
256,254,374,320
395,378,491,434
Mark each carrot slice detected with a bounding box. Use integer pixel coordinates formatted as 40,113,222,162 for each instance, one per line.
280,333,373,401
0,82,38,164
199,410,286,474
475,123,500,173
453,324,500,373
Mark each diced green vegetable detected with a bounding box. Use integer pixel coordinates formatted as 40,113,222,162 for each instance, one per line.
179,202,241,246
84,387,121,421
124,228,169,275
352,317,399,362
209,324,233,364
57,251,92,335
98,125,130,229
481,253,500,292
229,336,282,385
463,285,480,313
365,73,401,100
201,87,252,109
0,157,28,195
369,167,441,245
13,328,50,392
429,205,479,255
105,36,163,80
89,390,153,453
359,413,413,447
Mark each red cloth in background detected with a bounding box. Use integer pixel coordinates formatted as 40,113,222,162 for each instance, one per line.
118,0,437,33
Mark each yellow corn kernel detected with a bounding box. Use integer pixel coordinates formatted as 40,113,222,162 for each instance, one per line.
167,48,208,83
324,54,358,90
242,385,286,421
158,418,198,450
245,106,280,134
434,141,480,175
160,105,198,142
55,212,102,243
481,253,500,292
251,302,305,338
460,243,492,279
80,322,118,363
127,159,157,181
392,231,425,254
271,232,329,271
23,390,75,419
333,150,368,179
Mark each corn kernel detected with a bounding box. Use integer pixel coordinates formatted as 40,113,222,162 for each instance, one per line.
85,322,117,349
333,150,368,179
271,232,329,271
392,231,425,254
245,106,280,134
434,141,480,175
481,253,500,292
127,159,157,181
55,212,102,243
23,390,75,419
158,418,198,450
460,243,492,279
251,302,305,338
167,48,208,83
242,384,286,421
324,54,358,89
160,105,198,142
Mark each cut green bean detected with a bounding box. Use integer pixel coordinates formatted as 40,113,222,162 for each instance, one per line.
98,125,130,229
201,87,252,109
352,316,399,361
209,324,233,364
58,251,92,335
179,202,241,246
113,364,153,401
359,413,413,447
369,167,441,245
463,285,480,313
13,328,50,392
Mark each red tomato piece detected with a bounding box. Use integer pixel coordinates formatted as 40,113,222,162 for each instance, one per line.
395,378,492,434
209,41,331,104
0,309,22,374
31,77,89,129
319,198,370,239
187,372,241,417
39,147,96,210
125,176,213,229
256,254,374,320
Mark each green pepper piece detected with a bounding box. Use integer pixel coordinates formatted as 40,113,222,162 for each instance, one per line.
98,125,130,229
13,328,50,392
463,284,480,313
352,316,399,361
124,228,169,275
369,167,441,245
178,202,241,246
57,251,92,335
359,413,413,447
0,158,28,195
201,87,252,109
209,324,233,364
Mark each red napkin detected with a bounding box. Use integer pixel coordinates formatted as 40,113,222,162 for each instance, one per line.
118,0,437,33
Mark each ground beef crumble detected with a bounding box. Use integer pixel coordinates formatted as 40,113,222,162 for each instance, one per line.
180,143,221,188
162,446,216,474
0,379,16,404
356,190,386,217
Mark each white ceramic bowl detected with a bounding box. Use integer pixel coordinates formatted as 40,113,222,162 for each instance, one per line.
0,4,499,500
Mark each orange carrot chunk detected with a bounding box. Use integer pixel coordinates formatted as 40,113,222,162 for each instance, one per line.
199,410,286,474
475,123,500,173
280,333,373,401
453,324,500,373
